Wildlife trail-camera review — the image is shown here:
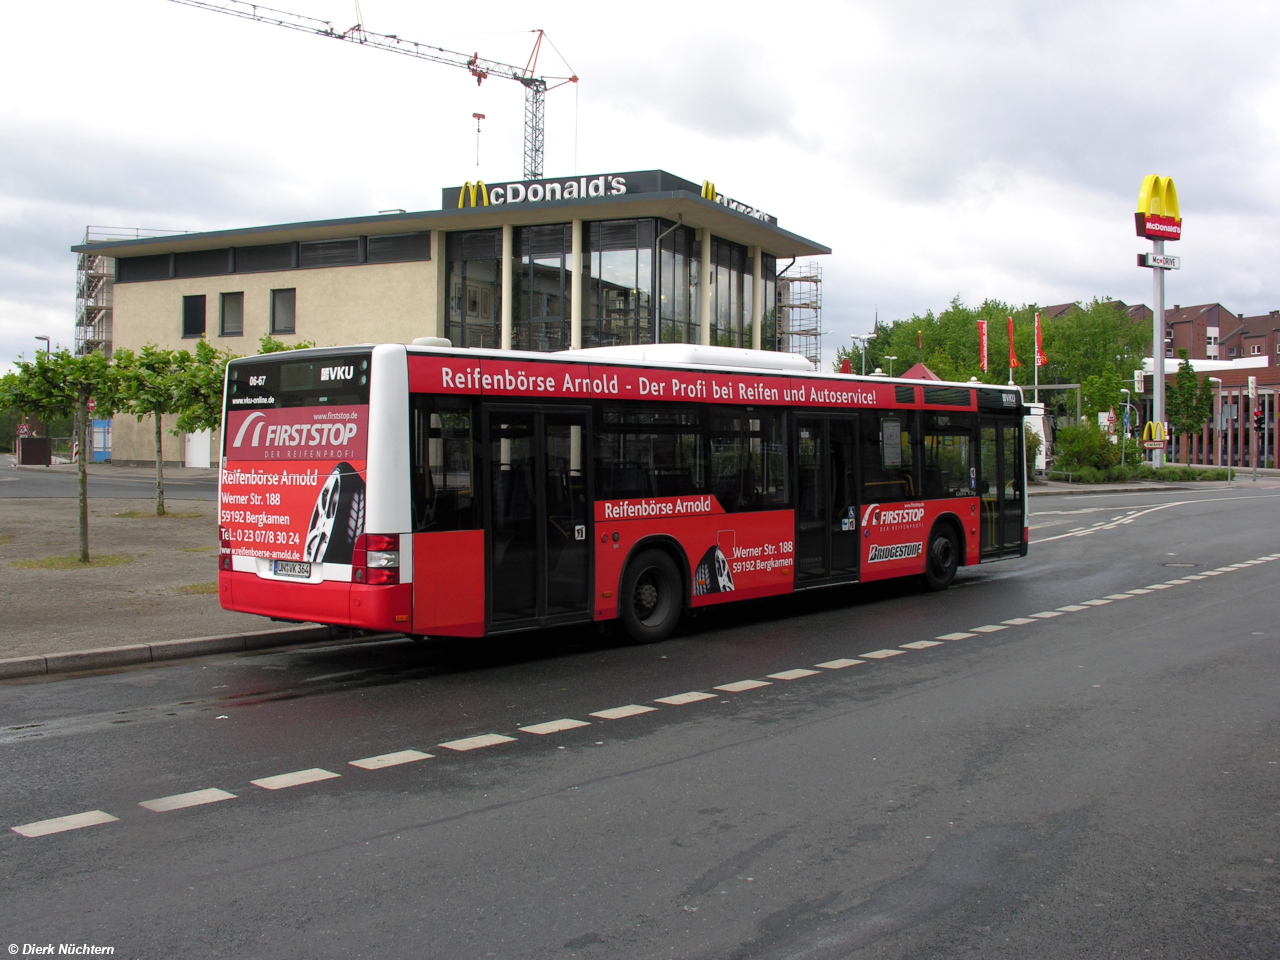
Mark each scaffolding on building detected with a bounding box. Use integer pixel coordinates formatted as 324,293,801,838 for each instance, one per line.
76,226,181,356
776,260,822,367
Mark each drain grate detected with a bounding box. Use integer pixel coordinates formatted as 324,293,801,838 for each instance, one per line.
1162,562,1198,568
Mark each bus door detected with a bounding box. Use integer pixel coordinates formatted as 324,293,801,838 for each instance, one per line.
978,419,1024,558
795,416,859,585
484,406,593,630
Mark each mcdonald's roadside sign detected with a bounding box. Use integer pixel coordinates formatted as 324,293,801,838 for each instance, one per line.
1135,174,1181,240
1141,420,1167,450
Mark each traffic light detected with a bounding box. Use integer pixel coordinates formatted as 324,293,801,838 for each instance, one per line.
1255,410,1265,432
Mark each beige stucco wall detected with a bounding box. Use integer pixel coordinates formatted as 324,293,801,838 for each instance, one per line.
110,257,440,464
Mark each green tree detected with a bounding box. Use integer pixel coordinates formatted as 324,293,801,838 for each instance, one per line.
0,349,126,562
258,334,316,353
174,339,240,436
119,345,189,516
1166,350,1214,464
1080,373,1123,420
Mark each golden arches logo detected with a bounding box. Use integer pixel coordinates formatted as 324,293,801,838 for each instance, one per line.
1141,421,1167,448
701,180,718,201
458,181,489,208
1136,174,1181,240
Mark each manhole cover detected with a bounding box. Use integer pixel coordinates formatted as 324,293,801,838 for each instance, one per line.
1162,562,1198,568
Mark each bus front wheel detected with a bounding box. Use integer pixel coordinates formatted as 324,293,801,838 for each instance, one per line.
619,549,683,644
922,524,959,592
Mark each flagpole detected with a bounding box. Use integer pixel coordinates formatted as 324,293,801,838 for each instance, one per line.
1034,312,1040,403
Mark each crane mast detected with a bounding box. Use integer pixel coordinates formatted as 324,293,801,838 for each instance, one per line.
167,0,575,179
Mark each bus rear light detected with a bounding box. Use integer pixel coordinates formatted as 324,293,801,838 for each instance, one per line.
352,534,399,585
220,554,232,571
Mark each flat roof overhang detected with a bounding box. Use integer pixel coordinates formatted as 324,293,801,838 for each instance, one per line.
70,191,830,260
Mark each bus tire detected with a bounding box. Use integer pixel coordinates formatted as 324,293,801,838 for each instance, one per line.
922,523,959,592
619,549,683,644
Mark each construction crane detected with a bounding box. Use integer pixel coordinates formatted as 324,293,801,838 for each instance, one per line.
167,0,577,179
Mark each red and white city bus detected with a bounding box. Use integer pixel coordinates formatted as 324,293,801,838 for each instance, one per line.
218,343,1028,643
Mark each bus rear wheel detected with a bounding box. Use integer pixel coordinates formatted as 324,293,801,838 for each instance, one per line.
620,549,683,644
922,524,959,592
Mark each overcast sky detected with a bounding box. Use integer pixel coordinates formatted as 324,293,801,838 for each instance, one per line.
3,0,1278,370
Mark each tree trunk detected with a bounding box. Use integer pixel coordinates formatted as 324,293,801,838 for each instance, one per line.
77,398,90,563
154,411,166,516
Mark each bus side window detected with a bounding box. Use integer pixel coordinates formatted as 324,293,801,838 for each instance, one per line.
594,403,706,501
708,408,788,512
859,410,918,504
410,394,479,532
922,412,976,498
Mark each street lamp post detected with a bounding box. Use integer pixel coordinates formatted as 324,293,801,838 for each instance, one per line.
1120,388,1135,465
1209,377,1224,479
850,332,876,376
884,355,898,378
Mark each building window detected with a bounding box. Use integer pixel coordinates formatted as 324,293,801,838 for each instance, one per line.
514,224,571,351
583,220,654,348
271,288,296,334
220,292,244,337
657,221,700,344
445,230,501,349
1251,344,1262,355
709,237,750,348
182,295,206,338
1229,347,1237,357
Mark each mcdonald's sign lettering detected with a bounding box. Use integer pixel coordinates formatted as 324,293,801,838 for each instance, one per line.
1135,174,1181,240
1141,420,1167,450
701,180,718,201
458,181,489,208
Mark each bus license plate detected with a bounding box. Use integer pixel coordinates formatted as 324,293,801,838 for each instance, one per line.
274,560,312,579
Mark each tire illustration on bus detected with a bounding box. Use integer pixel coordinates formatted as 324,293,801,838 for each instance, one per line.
303,462,365,565
693,544,734,595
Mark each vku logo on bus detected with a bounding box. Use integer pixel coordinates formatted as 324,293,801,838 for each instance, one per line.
320,366,354,382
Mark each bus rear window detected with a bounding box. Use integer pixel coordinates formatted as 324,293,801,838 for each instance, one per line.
226,352,372,409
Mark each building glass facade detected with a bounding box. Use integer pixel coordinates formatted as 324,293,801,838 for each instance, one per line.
582,220,655,348
446,230,501,349
514,224,572,352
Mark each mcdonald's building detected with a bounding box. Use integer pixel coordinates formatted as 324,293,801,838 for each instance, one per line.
72,169,829,466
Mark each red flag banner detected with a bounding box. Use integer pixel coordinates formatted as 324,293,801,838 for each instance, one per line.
1007,317,1021,369
1035,312,1047,367
978,320,988,372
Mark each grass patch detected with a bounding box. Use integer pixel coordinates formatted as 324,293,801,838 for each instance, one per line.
114,509,206,519
0,534,14,546
178,546,217,553
175,582,218,595
12,554,133,570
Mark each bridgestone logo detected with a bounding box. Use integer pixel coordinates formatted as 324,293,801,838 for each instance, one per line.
868,542,923,562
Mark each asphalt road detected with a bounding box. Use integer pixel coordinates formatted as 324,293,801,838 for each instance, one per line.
2,485,1278,959
0,459,217,499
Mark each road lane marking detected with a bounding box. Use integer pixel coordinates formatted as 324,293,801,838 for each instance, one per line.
768,669,820,680
1057,605,1090,611
860,649,905,659
519,719,590,735
715,679,771,692
969,624,1008,633
139,788,235,812
1028,612,1064,618
901,640,943,649
655,692,717,705
1104,594,1134,600
349,750,433,770
1183,574,1207,580
590,704,657,720
1164,579,1190,585
1201,570,1223,576
1081,599,1112,606
1145,584,1175,590
251,768,341,790
437,734,517,752
12,810,118,838
936,632,976,640
1126,588,1153,594
815,659,864,669
1002,618,1038,625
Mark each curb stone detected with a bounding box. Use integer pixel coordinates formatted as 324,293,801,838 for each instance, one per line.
0,625,399,680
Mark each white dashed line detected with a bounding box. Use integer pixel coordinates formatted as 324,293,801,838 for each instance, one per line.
12,810,118,838
1057,605,1090,612
1029,611,1064,619
1126,588,1153,594
1164,579,1190,585
1145,584,1175,590
715,679,771,692
655,691,717,705
438,734,517,752
1183,574,1208,580
969,624,1008,633
1104,594,1133,600
349,749,433,770
1201,570,1223,576
936,632,976,640
768,669,819,681
901,640,943,649
860,649,905,659
1081,599,1112,606
815,659,864,669
251,768,341,790
590,704,657,720
1002,618,1038,625
518,718,590,735
139,788,236,812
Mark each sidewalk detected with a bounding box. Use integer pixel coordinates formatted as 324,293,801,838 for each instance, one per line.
13,461,219,481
